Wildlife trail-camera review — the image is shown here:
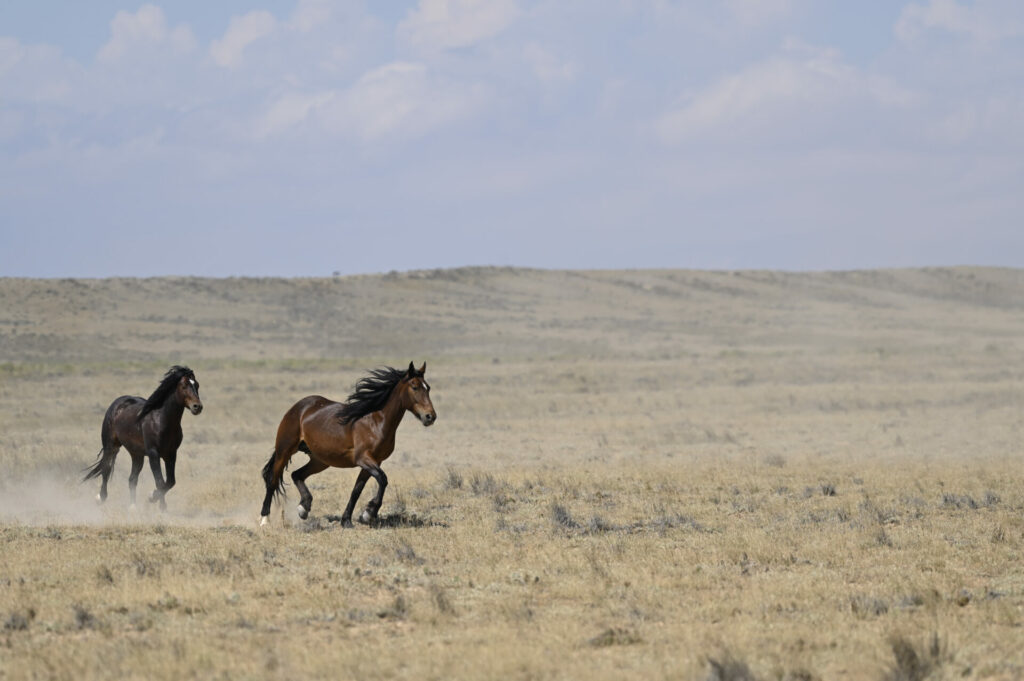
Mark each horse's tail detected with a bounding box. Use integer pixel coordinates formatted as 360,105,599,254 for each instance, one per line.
259,446,291,521
261,448,288,501
83,447,116,482
260,399,312,522
84,404,119,482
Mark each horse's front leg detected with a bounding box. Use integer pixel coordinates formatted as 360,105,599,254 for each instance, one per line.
360,465,388,524
340,468,372,528
160,452,177,509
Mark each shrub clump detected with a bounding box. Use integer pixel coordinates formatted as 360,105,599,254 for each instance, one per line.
550,502,580,530
883,633,948,681
588,627,641,648
4,609,36,631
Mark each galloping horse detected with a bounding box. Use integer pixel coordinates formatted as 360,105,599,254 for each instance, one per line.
83,366,203,510
260,362,436,527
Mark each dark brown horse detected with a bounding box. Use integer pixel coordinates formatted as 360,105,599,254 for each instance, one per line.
83,366,203,510
260,362,436,527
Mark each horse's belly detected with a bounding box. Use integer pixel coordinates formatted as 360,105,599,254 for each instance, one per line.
319,451,357,468
301,432,356,468
113,427,145,455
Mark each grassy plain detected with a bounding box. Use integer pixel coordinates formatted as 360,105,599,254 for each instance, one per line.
1,267,1023,680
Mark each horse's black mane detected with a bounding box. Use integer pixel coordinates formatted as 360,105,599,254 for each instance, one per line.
338,366,416,425
138,366,195,420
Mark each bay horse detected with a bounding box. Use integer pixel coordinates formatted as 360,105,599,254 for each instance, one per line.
83,366,203,510
260,362,436,527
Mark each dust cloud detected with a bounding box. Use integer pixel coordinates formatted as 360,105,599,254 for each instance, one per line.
0,473,255,528
0,474,106,526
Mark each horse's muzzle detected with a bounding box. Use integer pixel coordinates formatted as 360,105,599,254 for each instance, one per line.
190,404,203,415
420,412,436,426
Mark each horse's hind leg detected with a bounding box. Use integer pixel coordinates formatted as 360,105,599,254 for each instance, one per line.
95,441,120,504
127,454,145,509
291,458,328,519
96,445,117,503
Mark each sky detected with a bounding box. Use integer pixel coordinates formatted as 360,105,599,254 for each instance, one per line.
1,0,1022,277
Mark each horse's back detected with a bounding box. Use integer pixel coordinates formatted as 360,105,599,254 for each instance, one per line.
106,395,143,419
276,395,336,436
287,395,338,420
103,395,143,447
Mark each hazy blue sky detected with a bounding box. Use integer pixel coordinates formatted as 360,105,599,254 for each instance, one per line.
1,1,1022,277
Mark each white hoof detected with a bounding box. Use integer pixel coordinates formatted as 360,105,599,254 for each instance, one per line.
129,503,138,513
260,515,269,527
297,504,308,520
95,493,103,504
359,509,373,524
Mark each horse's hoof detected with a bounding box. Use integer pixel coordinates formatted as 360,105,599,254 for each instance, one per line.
358,509,373,524
341,518,353,528
297,504,309,520
259,515,269,527
129,504,138,513
95,493,103,505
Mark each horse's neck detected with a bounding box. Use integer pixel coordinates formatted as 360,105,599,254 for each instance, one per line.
159,395,186,423
379,391,407,435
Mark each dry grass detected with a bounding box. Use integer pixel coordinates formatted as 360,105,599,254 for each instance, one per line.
1,267,1024,680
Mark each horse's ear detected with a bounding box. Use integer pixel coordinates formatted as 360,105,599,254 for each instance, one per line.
407,361,416,377
418,362,426,375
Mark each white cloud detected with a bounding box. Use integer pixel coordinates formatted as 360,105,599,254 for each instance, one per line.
322,62,480,142
289,0,333,33
896,0,1024,43
398,0,519,50
210,11,277,68
253,91,334,139
523,44,576,84
0,38,81,104
655,44,914,144
253,61,481,143
97,4,196,63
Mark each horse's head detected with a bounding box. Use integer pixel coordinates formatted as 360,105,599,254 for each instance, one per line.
177,371,203,415
400,361,435,426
